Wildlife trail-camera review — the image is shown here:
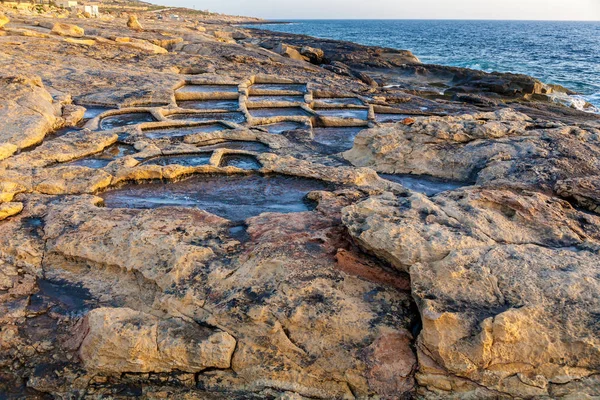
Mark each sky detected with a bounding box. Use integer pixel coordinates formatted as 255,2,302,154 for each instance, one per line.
154,0,600,20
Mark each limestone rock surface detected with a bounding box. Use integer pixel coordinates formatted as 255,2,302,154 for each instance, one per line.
0,13,9,29
126,14,143,31
342,187,600,398
79,307,236,373
0,6,598,399
0,75,61,158
51,22,84,37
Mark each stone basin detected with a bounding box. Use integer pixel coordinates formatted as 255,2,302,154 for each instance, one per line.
315,98,364,106
197,141,269,153
248,95,306,103
249,108,311,118
316,109,369,120
144,124,228,139
376,113,411,123
141,153,212,167
62,144,136,169
219,154,262,170
379,173,467,196
166,112,245,124
100,174,335,221
176,85,239,94
100,112,157,130
313,127,365,154
255,122,307,134
250,83,307,93
177,100,239,111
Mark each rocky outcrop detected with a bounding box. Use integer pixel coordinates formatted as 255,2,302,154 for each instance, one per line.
35,191,418,398
79,307,236,373
0,13,9,29
274,42,306,62
126,14,143,31
1,129,117,169
0,75,62,159
342,187,600,398
0,202,22,221
555,175,600,213
301,45,326,64
344,109,600,194
254,28,421,67
113,36,169,54
51,22,84,37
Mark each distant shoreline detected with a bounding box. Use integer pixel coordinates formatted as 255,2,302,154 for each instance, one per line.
236,20,291,25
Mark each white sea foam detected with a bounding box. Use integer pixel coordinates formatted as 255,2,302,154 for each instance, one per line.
549,92,600,114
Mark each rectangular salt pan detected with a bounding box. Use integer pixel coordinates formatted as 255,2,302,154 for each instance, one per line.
176,85,239,94
167,112,245,124
248,95,306,103
144,124,226,139
249,108,311,118
316,109,368,120
100,113,157,130
315,98,364,106
177,100,240,111
251,84,307,93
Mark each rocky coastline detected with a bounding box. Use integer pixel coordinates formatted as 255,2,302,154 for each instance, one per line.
0,4,599,399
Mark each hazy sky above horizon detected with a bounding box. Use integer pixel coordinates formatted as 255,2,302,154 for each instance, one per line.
154,0,600,20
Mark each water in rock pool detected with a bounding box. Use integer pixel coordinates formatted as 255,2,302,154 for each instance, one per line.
257,121,307,134
379,173,467,196
315,98,364,106
248,95,306,103
313,127,365,154
144,124,227,139
177,100,240,110
250,83,307,93
81,106,114,120
100,174,334,221
62,144,136,168
100,113,156,130
316,109,369,119
219,154,262,170
197,141,269,153
176,85,239,94
376,113,411,123
141,153,212,167
249,108,311,118
167,112,245,124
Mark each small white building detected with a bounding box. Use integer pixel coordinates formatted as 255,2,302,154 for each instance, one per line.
82,4,99,16
56,0,78,9
75,2,99,16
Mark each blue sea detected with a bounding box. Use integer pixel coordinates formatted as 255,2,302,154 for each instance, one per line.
248,20,600,112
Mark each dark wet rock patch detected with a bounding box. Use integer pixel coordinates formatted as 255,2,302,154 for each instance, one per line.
313,127,366,154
